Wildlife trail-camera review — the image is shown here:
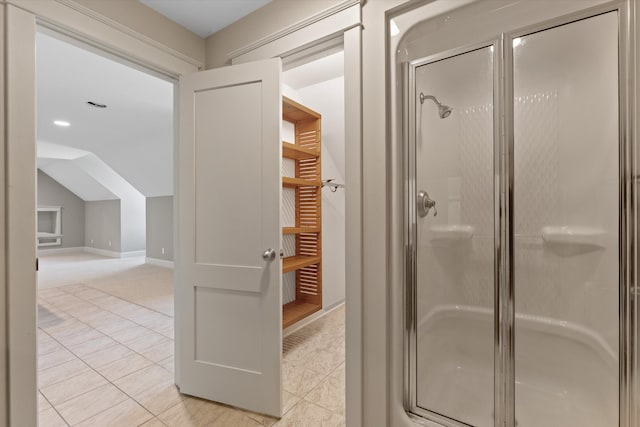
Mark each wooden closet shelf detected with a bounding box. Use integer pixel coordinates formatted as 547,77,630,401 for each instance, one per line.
282,255,321,273
282,142,320,160
282,177,321,188
282,96,321,122
282,227,321,235
283,301,322,329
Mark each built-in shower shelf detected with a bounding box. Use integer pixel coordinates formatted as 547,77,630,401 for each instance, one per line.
541,226,606,249
429,225,474,243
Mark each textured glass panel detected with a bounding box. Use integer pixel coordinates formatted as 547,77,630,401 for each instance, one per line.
513,12,619,427
414,46,494,426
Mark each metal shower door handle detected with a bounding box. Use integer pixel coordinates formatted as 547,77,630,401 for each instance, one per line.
417,190,437,217
262,248,276,261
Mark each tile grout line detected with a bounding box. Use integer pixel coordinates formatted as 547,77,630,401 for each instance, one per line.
40,262,345,426
43,286,173,340
78,280,174,318
39,391,71,427
41,325,160,425
40,288,174,365
39,291,173,424
37,261,176,423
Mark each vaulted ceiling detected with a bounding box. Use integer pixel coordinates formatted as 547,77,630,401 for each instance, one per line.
37,31,174,199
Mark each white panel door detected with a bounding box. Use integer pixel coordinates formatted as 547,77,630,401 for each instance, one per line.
177,58,282,417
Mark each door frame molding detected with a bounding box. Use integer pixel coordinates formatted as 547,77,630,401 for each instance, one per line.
2,1,198,425
229,5,363,424
2,1,364,426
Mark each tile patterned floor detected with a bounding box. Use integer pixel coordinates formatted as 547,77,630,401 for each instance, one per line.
37,254,345,426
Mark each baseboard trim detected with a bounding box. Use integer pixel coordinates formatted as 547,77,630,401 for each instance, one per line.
37,246,86,255
84,247,146,258
39,246,148,258
121,250,146,258
283,301,344,337
84,247,121,258
145,257,174,268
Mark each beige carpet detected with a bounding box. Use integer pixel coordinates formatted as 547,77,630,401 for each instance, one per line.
39,252,173,316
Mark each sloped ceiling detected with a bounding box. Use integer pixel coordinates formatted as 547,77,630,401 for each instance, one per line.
37,31,174,199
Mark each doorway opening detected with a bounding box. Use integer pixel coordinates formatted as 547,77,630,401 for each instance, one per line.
35,28,179,426
35,28,348,426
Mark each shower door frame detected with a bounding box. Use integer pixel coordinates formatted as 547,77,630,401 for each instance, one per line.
402,2,637,427
404,39,501,427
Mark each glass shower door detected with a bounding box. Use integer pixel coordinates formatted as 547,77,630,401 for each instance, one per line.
512,12,619,427
411,45,495,427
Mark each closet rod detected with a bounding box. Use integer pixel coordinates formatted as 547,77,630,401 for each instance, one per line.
322,179,345,192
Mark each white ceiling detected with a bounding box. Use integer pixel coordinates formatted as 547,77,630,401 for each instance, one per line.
138,0,272,38
37,31,174,199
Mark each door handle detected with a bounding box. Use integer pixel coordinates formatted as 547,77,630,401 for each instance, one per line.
262,248,276,261
417,190,437,217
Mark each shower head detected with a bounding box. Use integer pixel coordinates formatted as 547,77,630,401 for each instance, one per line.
420,93,453,119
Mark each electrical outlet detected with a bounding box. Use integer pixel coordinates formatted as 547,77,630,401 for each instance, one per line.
90,239,94,244
108,240,111,247
161,247,165,255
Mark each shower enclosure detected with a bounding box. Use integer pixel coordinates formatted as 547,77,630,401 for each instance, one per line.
390,1,636,426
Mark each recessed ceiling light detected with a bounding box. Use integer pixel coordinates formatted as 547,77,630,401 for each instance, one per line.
87,101,107,108
54,120,70,127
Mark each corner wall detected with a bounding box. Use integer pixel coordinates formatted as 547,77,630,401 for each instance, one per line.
85,200,121,252
146,196,173,261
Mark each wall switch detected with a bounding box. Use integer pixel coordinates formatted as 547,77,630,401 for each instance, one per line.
161,247,165,255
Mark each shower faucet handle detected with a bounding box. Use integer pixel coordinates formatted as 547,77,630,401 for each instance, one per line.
417,190,437,217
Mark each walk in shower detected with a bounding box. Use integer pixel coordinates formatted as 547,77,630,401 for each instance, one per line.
390,1,637,426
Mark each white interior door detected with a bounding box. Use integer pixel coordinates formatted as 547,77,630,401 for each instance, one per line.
177,58,282,417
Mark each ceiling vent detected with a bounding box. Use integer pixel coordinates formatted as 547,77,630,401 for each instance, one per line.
87,101,107,108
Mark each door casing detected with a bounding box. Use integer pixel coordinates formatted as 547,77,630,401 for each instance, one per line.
2,1,363,426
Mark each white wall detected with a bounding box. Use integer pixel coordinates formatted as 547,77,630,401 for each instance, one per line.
146,196,173,261
85,199,121,252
